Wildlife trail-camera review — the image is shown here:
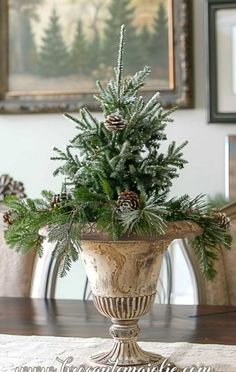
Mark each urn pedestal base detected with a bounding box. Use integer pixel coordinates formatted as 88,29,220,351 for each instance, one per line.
91,319,166,366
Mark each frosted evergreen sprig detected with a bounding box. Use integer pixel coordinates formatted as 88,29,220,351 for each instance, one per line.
141,92,161,117
116,24,125,101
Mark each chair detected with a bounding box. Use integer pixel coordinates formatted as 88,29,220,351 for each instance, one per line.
0,204,36,297
0,174,36,297
182,202,236,305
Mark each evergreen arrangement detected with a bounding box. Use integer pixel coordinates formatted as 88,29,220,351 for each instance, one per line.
4,26,231,279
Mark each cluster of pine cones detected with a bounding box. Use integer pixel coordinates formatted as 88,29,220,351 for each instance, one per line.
0,174,26,201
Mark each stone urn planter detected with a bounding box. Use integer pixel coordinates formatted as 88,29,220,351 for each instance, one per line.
80,220,202,369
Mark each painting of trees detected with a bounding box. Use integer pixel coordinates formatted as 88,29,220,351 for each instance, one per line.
9,0,171,91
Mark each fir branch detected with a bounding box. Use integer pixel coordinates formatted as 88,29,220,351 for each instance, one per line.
191,215,232,279
96,203,122,240
64,112,87,130
48,222,80,277
164,194,232,279
140,92,160,117
123,66,151,96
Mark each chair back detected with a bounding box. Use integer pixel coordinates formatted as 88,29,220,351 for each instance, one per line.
0,204,36,297
183,202,236,305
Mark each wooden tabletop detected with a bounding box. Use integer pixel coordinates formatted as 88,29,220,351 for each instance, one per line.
0,297,235,345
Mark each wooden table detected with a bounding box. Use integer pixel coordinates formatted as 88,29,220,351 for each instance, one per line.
0,297,235,345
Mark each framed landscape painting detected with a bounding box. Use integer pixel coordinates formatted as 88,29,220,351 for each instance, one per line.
0,0,193,113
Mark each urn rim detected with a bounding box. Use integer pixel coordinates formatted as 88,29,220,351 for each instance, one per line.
81,220,203,242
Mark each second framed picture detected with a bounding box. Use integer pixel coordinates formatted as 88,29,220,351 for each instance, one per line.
207,0,236,123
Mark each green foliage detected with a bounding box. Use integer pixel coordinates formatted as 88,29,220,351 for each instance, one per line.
191,216,231,280
119,194,167,236
164,194,232,279
4,196,51,255
4,27,232,279
48,223,80,277
96,202,122,241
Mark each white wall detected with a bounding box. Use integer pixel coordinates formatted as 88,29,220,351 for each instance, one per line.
0,0,235,300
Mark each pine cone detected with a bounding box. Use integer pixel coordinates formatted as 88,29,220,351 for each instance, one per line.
50,193,72,209
3,210,13,225
213,211,230,229
117,191,140,211
104,114,126,132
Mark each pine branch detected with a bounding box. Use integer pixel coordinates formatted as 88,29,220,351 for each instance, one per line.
191,216,232,279
123,66,151,96
48,222,80,277
119,194,167,236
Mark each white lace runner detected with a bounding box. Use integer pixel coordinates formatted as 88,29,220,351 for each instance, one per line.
0,334,235,372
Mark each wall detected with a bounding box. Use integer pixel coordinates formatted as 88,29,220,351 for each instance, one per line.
0,0,235,300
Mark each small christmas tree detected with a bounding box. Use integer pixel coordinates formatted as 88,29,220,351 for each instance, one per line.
4,26,231,278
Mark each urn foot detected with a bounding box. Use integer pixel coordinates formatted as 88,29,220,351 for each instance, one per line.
90,319,178,369
90,342,166,366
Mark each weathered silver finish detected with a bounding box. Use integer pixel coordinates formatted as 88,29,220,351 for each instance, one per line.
80,221,202,368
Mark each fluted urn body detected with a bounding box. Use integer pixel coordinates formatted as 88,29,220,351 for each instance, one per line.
80,221,202,368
